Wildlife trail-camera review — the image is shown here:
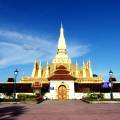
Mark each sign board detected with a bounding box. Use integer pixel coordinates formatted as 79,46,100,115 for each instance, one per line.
101,82,110,88
50,87,54,90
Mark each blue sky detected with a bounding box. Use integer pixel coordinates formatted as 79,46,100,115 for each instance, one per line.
0,0,120,82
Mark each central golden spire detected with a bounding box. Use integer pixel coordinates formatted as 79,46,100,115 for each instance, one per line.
52,23,71,64
57,23,67,53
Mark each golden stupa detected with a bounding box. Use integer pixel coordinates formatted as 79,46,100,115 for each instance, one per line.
21,24,103,85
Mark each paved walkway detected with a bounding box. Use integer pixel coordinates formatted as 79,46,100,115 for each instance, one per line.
0,100,120,120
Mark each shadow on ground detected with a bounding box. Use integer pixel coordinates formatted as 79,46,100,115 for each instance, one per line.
0,105,27,120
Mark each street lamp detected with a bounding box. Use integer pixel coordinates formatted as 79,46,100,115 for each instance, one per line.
109,69,113,100
13,69,19,102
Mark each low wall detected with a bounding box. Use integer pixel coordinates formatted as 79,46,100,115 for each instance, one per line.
0,93,34,99
74,93,86,99
44,92,51,99
44,92,120,100
104,93,120,99
1,92,120,100
74,92,120,99
0,93,7,99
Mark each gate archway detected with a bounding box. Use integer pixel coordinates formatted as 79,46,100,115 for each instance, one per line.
58,85,67,100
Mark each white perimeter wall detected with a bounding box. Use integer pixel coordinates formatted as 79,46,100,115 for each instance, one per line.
1,92,120,100
74,93,120,99
0,93,34,99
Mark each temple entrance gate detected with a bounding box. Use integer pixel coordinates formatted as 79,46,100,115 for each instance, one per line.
58,85,67,100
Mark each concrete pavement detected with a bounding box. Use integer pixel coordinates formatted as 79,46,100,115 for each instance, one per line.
0,100,120,120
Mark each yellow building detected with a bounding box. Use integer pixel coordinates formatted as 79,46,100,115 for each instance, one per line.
20,24,103,99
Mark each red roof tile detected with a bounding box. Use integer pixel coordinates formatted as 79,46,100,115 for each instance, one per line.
48,65,76,80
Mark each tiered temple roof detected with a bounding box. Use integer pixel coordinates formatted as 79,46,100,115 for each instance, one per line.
48,65,76,80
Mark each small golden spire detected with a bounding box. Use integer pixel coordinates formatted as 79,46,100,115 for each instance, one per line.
38,60,42,78
39,60,42,67
46,60,49,66
76,60,78,66
34,59,37,64
83,60,85,68
45,60,49,78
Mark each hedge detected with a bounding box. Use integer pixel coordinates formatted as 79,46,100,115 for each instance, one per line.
17,94,36,101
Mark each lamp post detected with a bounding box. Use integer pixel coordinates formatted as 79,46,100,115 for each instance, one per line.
109,70,113,100
13,69,19,102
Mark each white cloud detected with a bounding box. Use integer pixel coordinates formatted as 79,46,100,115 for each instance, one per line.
68,45,90,58
0,30,90,68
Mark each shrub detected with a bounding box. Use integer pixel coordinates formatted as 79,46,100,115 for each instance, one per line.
17,94,35,101
84,93,104,101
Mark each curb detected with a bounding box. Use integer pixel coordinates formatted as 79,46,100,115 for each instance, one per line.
81,99,120,104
